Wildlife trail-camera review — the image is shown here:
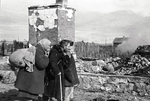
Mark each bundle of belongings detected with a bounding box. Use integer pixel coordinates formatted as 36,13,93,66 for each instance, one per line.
9,46,36,72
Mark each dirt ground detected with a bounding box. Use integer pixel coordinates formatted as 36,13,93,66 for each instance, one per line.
0,84,150,101
0,56,101,101
0,56,150,101
0,85,102,101
0,83,102,101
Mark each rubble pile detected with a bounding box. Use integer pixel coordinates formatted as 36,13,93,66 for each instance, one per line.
115,45,150,75
89,54,150,76
76,59,106,73
75,57,119,74
75,59,85,73
0,70,16,84
115,55,150,75
78,73,150,100
0,56,16,84
76,45,150,76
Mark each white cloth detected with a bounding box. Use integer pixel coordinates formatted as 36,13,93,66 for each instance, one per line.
64,87,74,101
23,46,36,72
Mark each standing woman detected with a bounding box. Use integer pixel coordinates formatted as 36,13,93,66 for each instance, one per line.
15,38,51,101
43,40,72,101
64,48,80,101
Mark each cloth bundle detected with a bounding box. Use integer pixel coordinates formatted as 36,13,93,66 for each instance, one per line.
9,46,36,72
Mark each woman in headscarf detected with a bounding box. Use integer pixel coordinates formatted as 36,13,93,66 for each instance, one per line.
43,40,73,101
15,38,52,101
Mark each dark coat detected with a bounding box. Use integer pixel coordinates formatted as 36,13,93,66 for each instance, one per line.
64,55,79,87
15,44,49,94
44,45,65,100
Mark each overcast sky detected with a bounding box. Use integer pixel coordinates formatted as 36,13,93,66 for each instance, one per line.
0,0,150,43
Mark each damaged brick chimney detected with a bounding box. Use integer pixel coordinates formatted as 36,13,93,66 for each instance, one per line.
56,0,68,7
28,0,75,46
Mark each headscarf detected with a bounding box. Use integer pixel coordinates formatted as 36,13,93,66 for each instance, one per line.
38,38,51,52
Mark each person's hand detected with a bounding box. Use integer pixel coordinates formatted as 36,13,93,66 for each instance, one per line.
67,52,71,58
45,51,49,57
74,84,79,87
58,72,61,75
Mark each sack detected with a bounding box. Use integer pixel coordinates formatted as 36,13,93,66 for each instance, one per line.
9,49,28,68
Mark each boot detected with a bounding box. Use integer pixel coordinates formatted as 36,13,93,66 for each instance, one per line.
42,95,49,101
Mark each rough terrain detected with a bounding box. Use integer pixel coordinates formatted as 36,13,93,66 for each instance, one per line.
0,56,150,101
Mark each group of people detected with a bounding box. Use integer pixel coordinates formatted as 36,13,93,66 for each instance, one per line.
14,38,79,101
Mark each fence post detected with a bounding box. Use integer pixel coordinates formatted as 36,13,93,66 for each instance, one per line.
1,42,5,56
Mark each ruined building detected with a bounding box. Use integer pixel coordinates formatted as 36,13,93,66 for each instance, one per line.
28,0,75,45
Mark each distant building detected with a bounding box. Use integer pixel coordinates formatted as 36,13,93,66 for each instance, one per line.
113,36,128,47
113,36,128,51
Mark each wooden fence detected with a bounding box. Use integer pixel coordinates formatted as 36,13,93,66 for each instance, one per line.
0,41,113,59
75,41,113,59
0,40,28,56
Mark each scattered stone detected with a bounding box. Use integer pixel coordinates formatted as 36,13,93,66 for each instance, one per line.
0,82,18,99
145,85,150,94
132,91,138,96
128,83,134,91
0,70,16,84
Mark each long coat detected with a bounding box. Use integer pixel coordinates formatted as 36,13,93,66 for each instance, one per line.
64,55,79,87
44,45,65,100
15,44,49,94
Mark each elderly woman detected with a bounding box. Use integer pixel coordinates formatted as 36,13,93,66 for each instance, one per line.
43,40,73,101
15,38,51,101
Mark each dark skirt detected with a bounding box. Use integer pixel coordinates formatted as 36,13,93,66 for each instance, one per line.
17,90,39,100
44,74,65,101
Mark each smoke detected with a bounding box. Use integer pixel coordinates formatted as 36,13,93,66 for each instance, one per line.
117,33,150,53
116,15,150,54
